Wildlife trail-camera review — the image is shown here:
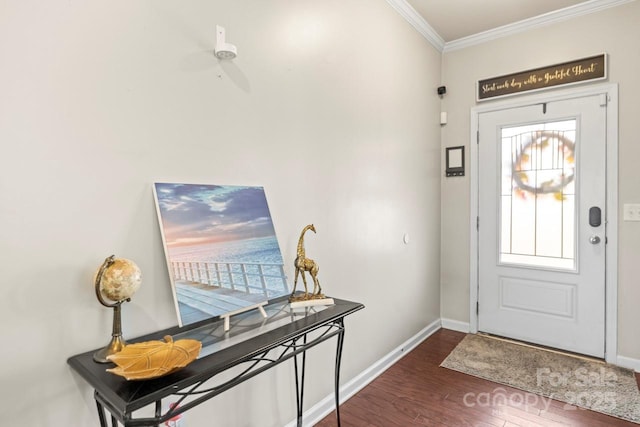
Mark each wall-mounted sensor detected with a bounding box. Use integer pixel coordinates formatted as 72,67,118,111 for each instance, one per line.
437,86,446,97
215,25,237,59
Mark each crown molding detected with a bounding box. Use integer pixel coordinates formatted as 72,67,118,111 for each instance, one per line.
385,0,445,51
387,0,635,53
443,0,636,52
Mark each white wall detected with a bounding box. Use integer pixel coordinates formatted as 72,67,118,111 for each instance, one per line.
0,1,442,425
441,1,640,361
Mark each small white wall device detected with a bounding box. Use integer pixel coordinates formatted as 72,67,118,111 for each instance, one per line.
215,25,237,60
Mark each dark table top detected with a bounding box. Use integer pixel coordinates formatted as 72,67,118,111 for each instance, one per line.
68,296,364,416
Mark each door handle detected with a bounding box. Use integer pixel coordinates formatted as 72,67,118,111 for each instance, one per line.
589,235,601,244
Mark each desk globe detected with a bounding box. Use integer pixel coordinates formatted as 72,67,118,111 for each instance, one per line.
93,255,142,363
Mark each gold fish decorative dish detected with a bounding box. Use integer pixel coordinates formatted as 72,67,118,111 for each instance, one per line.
106,335,202,380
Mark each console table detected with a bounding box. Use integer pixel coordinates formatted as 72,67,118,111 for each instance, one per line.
67,296,364,427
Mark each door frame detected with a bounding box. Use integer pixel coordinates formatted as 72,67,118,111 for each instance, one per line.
469,83,618,363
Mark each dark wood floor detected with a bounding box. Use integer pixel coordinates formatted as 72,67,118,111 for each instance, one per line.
316,329,640,427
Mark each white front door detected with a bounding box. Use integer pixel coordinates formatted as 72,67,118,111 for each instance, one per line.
477,93,607,358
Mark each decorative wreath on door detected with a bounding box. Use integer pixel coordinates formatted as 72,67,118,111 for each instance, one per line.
512,130,575,200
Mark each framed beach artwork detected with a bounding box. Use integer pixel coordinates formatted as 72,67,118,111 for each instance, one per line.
153,183,290,327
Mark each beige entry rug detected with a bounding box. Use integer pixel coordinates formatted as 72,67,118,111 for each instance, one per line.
440,334,640,423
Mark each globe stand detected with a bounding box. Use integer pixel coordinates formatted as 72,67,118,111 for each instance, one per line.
93,301,128,363
93,255,131,364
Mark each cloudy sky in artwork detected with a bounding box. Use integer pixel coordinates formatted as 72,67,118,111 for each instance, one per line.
154,183,277,247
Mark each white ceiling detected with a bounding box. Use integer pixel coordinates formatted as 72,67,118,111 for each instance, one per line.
405,0,589,42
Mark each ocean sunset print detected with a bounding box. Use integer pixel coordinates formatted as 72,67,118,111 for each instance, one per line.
153,183,290,326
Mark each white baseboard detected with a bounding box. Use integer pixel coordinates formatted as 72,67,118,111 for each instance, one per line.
441,318,470,333
616,355,640,372
285,318,441,427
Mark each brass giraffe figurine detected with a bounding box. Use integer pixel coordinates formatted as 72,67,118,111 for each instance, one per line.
290,224,323,301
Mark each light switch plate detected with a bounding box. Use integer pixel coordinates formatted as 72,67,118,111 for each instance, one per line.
623,204,640,221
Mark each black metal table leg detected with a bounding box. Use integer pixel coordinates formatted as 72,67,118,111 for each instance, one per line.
154,400,162,427
334,319,345,427
293,334,308,427
96,399,108,427
95,391,121,427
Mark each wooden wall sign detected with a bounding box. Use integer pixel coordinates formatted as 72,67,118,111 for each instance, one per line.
477,54,607,101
